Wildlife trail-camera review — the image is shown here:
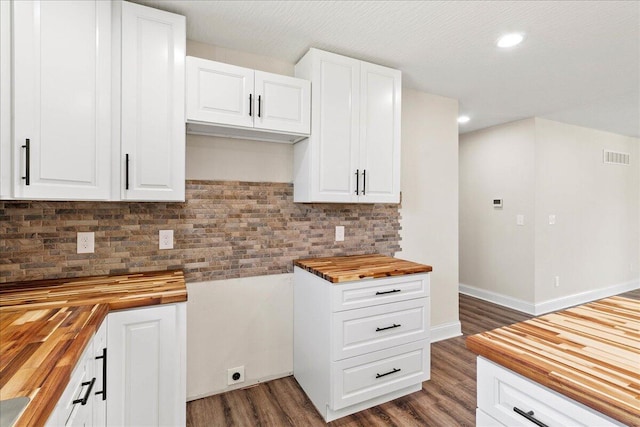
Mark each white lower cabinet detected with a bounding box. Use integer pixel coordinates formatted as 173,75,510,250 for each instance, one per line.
47,322,106,427
46,303,186,427
476,357,625,427
107,303,186,427
293,267,430,422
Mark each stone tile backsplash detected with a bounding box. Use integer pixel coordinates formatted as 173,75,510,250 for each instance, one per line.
1,180,401,284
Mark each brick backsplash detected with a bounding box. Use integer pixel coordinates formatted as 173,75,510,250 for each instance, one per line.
0,180,401,284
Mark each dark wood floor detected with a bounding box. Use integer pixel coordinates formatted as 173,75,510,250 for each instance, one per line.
187,289,640,426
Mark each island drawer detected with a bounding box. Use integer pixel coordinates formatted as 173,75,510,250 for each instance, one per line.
477,357,625,427
331,298,429,360
331,274,429,312
330,340,429,410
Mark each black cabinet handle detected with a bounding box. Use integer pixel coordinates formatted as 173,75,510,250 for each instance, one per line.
95,348,107,401
125,154,130,190
376,323,401,332
22,139,30,185
355,169,359,195
375,289,401,295
249,94,252,116
376,368,401,379
513,407,549,427
362,169,366,195
73,377,96,406
258,95,261,117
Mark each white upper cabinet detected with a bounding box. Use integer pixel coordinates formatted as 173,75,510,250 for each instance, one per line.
119,2,186,201
186,56,310,143
1,1,11,199
294,48,401,204
253,70,311,135
12,0,112,200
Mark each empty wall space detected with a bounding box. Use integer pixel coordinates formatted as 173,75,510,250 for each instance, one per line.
459,117,640,314
399,89,461,338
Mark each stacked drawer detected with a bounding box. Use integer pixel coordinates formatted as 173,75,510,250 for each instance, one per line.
293,267,430,422
476,357,625,427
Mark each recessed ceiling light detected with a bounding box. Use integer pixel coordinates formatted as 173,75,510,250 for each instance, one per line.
458,115,470,124
497,33,524,48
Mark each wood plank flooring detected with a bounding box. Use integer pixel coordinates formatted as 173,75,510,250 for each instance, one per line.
187,289,640,427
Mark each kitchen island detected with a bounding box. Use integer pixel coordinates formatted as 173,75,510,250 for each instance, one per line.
466,295,639,426
0,270,187,427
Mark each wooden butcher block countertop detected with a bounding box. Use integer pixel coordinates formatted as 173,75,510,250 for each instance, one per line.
466,296,640,426
294,254,432,283
0,270,187,427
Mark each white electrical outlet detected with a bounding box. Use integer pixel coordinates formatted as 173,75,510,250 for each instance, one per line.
549,214,556,225
335,226,345,242
77,232,95,254
516,215,525,226
554,276,560,288
159,230,174,249
227,366,245,385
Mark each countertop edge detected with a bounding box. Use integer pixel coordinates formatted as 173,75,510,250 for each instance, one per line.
466,333,639,426
2,270,188,427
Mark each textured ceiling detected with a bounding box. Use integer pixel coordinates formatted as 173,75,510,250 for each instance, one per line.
135,0,640,137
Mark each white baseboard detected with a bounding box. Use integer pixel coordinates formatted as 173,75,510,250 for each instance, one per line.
187,371,293,402
459,279,640,316
459,283,536,314
430,320,462,342
534,279,639,315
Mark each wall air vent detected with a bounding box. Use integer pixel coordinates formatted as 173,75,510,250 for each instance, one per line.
603,150,630,166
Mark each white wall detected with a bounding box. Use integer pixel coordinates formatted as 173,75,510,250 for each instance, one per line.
185,43,461,399
187,274,293,400
459,119,537,303
398,89,461,339
459,118,639,314
533,118,639,303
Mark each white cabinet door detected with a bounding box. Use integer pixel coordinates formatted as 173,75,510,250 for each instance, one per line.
186,57,254,128
294,48,401,204
120,2,185,201
107,304,186,427
254,71,310,134
358,62,401,203
0,0,11,199
294,49,360,202
12,0,111,200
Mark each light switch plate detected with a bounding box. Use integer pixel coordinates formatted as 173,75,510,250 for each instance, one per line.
159,230,174,249
549,215,556,225
335,226,345,242
77,232,95,254
516,215,525,226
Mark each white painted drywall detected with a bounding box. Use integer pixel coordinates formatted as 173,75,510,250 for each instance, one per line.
186,274,294,400
398,89,461,332
533,118,639,303
459,117,639,310
459,119,537,302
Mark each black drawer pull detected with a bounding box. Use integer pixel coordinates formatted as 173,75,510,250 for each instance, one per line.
375,289,401,295
376,368,401,379
249,94,252,116
95,348,107,400
513,407,549,427
73,377,96,406
376,323,401,332
125,153,130,190
355,169,359,195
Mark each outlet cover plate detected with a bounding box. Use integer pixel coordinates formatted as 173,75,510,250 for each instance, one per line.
227,366,245,385
77,232,95,254
159,230,174,250
335,226,345,242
